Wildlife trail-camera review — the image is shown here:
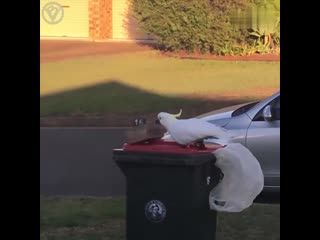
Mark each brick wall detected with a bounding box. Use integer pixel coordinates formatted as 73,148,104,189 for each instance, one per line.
89,0,112,40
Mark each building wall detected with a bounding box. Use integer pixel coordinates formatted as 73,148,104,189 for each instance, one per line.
40,0,150,40
40,0,89,38
112,0,151,40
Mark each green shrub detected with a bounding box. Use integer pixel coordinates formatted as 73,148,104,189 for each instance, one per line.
210,0,251,13
131,0,251,55
231,0,280,54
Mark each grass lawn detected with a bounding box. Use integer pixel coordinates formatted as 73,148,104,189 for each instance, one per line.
40,196,280,240
40,51,279,123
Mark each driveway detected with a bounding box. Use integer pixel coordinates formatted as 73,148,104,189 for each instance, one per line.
40,40,154,63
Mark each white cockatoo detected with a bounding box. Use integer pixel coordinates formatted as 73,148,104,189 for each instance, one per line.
156,109,234,145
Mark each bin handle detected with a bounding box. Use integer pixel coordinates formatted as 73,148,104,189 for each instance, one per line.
205,159,224,190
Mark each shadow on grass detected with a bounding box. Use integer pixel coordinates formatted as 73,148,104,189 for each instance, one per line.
40,196,279,240
40,80,263,127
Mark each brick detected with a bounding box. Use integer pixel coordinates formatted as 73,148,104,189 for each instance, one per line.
89,0,112,40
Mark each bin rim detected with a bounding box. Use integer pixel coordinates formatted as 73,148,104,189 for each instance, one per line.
113,148,218,166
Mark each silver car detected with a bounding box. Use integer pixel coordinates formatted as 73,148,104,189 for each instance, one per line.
198,91,280,193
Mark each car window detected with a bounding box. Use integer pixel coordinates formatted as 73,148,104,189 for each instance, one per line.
253,96,280,121
272,98,280,120
231,101,259,117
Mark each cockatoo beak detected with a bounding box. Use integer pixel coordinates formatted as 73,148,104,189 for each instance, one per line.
155,119,160,124
171,109,182,118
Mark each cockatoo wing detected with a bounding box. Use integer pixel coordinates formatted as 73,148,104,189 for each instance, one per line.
169,119,233,145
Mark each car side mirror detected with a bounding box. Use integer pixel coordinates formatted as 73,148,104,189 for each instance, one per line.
263,105,272,121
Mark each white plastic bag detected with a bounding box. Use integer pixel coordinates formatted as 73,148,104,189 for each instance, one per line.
209,143,264,212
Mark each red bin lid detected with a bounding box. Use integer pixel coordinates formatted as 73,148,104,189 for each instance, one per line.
122,139,224,155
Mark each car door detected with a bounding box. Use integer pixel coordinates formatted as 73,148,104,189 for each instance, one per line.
245,96,280,187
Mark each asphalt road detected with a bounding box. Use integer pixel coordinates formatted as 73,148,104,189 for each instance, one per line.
40,127,128,197
40,127,279,204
